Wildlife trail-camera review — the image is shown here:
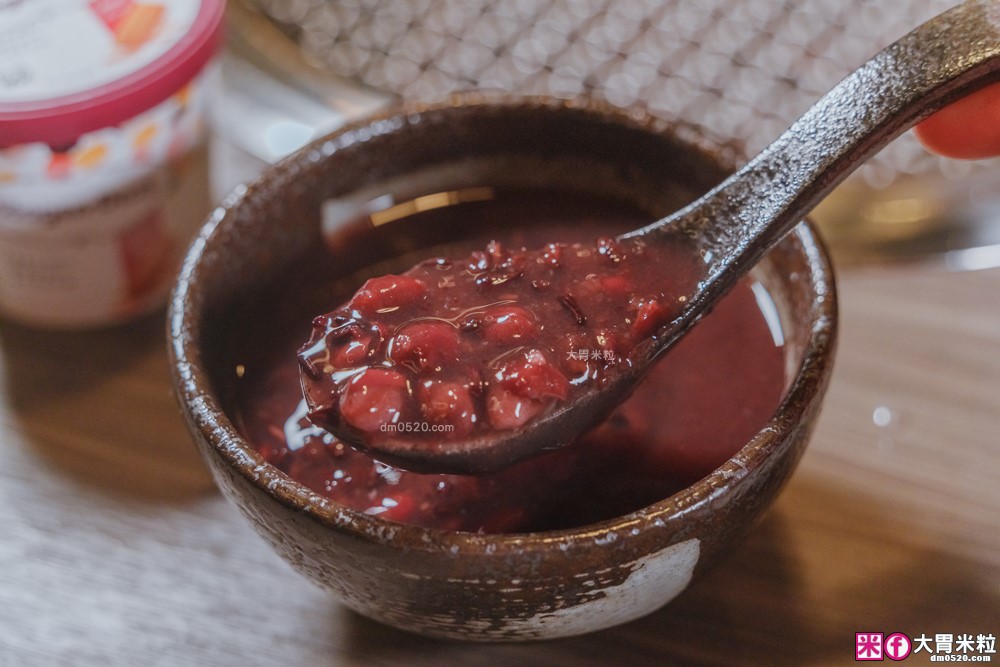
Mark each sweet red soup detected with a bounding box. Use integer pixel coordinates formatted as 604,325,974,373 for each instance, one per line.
299,233,702,451
231,189,786,533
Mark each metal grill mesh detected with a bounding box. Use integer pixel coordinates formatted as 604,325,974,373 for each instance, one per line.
251,0,991,187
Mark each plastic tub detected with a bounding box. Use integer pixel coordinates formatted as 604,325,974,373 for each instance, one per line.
0,0,224,328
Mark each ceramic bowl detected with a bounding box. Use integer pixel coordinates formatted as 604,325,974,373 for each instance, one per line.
169,96,837,641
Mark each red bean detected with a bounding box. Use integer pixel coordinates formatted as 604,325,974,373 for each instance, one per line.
388,321,460,371
339,368,409,433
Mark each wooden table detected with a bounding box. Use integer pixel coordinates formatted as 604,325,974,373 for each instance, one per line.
0,191,997,664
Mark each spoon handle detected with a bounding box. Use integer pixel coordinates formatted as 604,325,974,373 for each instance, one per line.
632,0,1000,303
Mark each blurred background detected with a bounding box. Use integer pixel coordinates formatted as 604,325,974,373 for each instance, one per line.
218,0,1000,268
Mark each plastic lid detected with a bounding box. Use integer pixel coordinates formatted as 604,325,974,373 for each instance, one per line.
0,0,224,148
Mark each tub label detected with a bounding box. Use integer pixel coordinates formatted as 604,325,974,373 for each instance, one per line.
0,0,199,105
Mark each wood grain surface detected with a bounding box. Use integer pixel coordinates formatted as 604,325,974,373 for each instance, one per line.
0,223,997,664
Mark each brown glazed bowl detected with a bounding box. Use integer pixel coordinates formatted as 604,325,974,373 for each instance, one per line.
169,96,837,641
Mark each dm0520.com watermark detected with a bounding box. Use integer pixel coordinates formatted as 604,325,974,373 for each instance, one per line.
380,422,454,434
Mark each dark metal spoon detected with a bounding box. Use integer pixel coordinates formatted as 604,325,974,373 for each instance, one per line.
312,0,1000,473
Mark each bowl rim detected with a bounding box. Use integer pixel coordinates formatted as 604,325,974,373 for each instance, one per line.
169,94,838,557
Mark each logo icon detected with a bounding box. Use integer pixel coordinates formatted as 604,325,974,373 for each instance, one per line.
857,632,884,661
885,633,912,661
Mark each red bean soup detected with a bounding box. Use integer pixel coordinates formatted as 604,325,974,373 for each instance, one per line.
230,188,786,533
298,228,704,453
